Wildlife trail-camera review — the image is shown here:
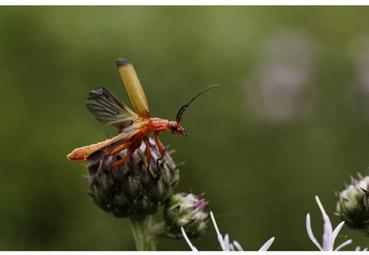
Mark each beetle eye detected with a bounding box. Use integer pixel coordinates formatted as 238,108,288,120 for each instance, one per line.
170,123,177,130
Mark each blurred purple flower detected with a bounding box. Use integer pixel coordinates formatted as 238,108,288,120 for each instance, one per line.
247,30,317,121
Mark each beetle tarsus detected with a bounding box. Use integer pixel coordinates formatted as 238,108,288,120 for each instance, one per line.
143,137,152,171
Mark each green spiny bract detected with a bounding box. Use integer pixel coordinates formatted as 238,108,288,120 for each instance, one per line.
87,138,179,218
336,174,369,233
164,192,209,238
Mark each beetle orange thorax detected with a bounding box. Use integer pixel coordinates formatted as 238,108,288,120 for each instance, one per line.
149,117,170,132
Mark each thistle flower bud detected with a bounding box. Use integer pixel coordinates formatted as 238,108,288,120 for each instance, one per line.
335,174,369,232
87,138,179,218
164,192,210,238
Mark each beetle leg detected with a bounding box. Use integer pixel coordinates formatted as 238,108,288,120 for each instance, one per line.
154,133,165,156
154,132,166,168
110,135,143,170
111,151,131,169
143,137,151,170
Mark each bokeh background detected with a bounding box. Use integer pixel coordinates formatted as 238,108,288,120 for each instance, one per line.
1,6,369,250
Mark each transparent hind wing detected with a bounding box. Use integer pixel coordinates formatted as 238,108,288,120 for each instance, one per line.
86,87,137,129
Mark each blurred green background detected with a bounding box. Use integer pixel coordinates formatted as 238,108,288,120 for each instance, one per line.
1,6,369,250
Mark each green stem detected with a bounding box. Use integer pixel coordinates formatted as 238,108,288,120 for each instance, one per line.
129,216,157,251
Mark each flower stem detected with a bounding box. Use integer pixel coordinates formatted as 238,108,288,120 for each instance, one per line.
129,216,157,251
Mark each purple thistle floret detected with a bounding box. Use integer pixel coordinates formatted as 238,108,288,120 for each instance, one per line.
164,193,210,238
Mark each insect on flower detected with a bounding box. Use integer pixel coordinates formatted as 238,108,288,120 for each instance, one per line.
67,58,218,170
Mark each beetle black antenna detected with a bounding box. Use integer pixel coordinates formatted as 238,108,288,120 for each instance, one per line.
176,85,219,123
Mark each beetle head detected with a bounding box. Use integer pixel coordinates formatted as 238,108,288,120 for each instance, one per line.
169,121,187,136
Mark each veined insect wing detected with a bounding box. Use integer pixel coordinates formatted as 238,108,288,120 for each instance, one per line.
86,87,137,129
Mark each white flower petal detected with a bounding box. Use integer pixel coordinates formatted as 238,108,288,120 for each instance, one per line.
210,211,221,236
258,237,275,251
306,213,323,251
196,211,274,252
334,239,352,251
322,214,334,250
181,227,198,251
223,234,230,251
355,246,368,251
332,221,345,241
315,195,328,217
306,196,355,251
315,196,333,250
233,241,244,251
210,211,225,250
